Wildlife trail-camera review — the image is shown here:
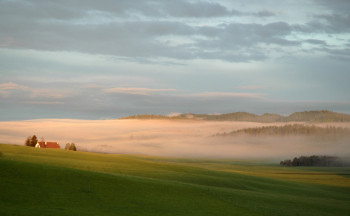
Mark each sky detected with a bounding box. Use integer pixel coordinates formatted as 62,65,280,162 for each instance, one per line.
1,0,350,120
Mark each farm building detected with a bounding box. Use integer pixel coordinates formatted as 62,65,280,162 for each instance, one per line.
35,141,60,149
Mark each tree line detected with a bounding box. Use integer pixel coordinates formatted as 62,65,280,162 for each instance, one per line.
217,124,350,136
280,155,349,167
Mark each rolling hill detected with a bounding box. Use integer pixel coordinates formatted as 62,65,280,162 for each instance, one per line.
1,144,350,215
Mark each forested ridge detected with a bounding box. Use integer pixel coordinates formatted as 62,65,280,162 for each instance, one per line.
122,110,350,122
217,124,350,136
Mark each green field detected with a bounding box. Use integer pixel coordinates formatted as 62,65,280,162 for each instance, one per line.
1,144,350,215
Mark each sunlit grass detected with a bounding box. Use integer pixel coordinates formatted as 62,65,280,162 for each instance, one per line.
1,144,350,187
1,144,350,216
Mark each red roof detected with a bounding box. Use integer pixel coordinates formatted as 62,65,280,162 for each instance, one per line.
46,142,60,149
37,141,46,148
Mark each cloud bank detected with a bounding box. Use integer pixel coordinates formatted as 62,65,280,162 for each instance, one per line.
1,0,349,62
0,0,349,120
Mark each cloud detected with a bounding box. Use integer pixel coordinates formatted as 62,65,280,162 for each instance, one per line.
82,84,104,89
253,10,275,17
0,82,27,90
317,13,350,33
315,0,350,14
304,39,327,45
1,82,350,120
0,91,10,98
0,0,349,122
238,86,265,90
191,92,264,99
104,87,176,95
1,0,342,62
0,82,71,101
320,48,350,61
196,21,298,60
0,82,28,98
0,37,15,47
0,0,272,22
154,1,232,17
23,101,65,105
29,89,68,99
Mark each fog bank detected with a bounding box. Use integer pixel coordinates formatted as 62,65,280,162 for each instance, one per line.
1,119,349,159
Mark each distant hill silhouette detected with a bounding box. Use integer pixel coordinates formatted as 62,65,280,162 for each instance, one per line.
282,110,350,122
121,110,350,123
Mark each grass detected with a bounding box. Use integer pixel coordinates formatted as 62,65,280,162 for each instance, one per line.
1,144,350,215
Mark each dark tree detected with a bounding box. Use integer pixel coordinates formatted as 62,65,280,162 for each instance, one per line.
30,135,38,147
69,143,77,151
280,155,346,167
280,159,292,166
65,143,71,150
25,136,31,146
292,157,298,166
65,143,77,151
25,135,38,147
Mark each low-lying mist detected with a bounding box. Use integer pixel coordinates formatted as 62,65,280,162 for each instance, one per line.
1,119,349,160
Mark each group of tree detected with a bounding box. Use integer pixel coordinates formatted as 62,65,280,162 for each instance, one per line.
217,124,350,137
65,143,77,151
24,135,39,147
280,155,349,167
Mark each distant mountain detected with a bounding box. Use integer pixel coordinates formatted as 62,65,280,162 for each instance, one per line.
121,110,350,122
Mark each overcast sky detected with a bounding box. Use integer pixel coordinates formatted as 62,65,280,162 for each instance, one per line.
1,0,350,120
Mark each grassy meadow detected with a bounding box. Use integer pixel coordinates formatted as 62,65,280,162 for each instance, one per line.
1,143,350,215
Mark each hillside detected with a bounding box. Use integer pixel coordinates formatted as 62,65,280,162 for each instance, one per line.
282,110,350,122
122,112,283,122
1,144,350,215
122,110,350,122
